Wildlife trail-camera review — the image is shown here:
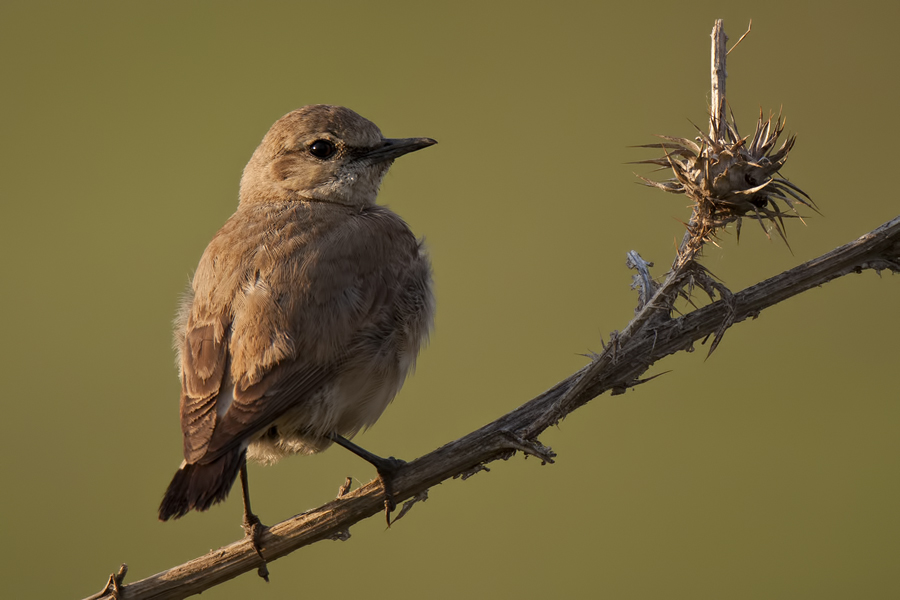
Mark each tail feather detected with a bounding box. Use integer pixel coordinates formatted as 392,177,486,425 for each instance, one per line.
158,450,245,521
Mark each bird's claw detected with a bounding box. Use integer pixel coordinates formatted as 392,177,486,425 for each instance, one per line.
376,457,406,526
242,512,270,582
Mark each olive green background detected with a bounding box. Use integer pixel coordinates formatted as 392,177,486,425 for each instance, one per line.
2,1,898,599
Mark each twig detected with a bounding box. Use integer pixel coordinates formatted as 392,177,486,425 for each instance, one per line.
727,19,752,56
710,19,728,141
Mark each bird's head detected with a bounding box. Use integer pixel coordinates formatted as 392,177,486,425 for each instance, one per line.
239,105,435,207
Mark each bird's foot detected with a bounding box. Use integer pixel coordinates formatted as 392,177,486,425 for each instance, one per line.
326,433,407,526
373,456,406,526
242,512,270,582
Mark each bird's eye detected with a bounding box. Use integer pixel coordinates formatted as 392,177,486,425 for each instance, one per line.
308,139,337,159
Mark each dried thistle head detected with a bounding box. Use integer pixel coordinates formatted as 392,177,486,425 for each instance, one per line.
636,108,816,246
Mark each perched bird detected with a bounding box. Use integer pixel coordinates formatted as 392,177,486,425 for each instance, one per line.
158,105,436,532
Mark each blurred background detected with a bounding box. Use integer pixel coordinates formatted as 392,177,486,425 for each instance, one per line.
2,1,898,598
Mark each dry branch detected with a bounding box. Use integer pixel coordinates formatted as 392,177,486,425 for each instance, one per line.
84,217,900,600
83,20,900,600
89,217,900,600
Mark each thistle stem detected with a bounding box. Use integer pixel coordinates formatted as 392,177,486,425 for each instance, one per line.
710,19,728,141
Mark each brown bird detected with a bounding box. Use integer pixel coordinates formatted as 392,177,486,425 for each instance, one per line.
158,105,435,534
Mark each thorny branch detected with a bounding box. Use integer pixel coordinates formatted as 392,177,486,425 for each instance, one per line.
84,20,900,600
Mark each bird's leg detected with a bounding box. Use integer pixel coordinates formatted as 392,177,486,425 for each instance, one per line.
329,433,406,525
239,460,270,582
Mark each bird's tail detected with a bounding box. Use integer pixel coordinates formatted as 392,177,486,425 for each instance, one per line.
158,450,245,521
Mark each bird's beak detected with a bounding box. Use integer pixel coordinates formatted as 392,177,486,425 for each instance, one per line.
364,137,437,163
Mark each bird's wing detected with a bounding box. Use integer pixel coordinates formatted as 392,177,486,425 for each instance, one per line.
178,309,230,463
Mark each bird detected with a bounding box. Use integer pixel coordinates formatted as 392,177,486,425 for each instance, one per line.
158,105,436,538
